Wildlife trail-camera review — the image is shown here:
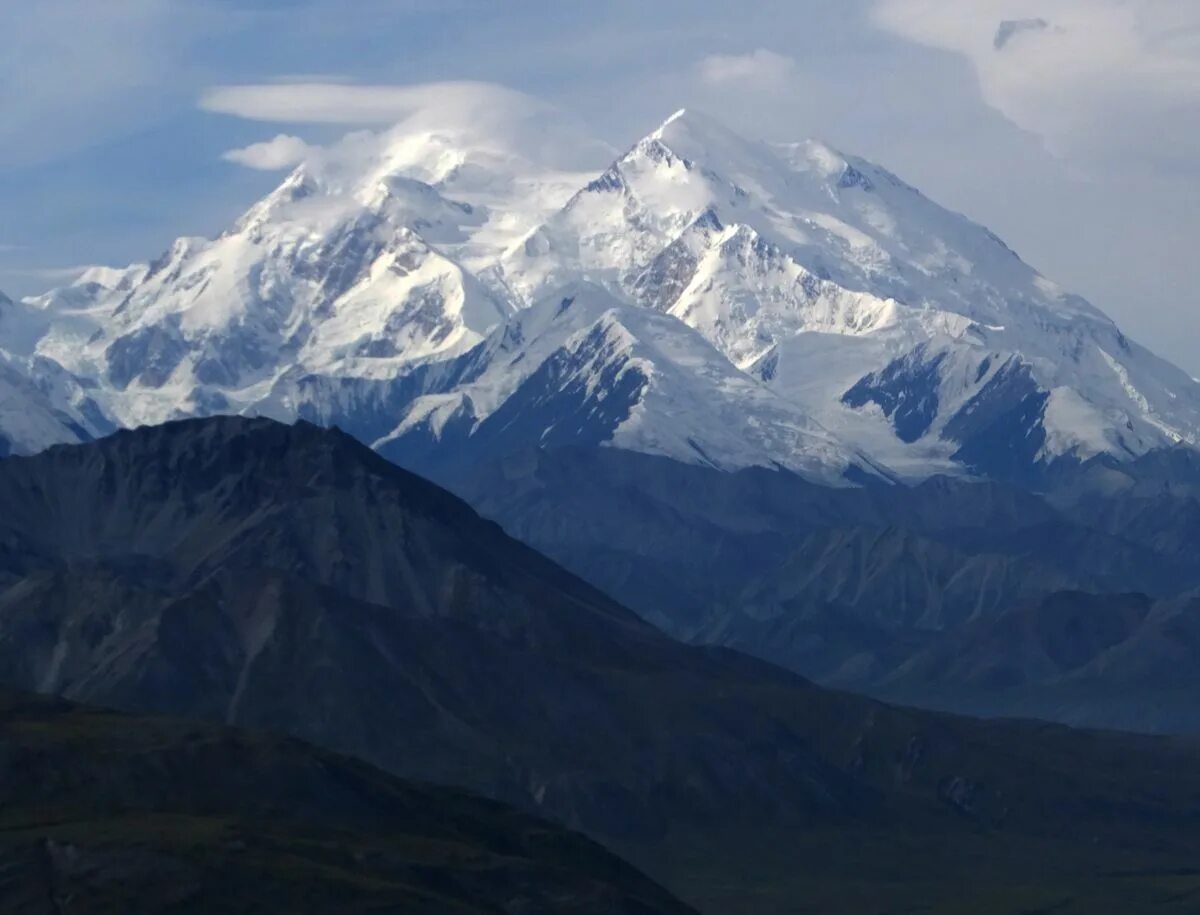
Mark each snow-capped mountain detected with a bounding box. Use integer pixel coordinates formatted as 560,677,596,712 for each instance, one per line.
495,110,1200,478
7,106,1200,480
21,127,592,431
368,283,864,480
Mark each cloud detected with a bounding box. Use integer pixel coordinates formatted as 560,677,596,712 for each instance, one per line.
199,80,613,169
870,0,1200,168
697,49,796,87
222,134,313,170
199,80,550,127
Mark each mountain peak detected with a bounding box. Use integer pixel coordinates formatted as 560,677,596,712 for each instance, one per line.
648,107,751,154
652,107,728,136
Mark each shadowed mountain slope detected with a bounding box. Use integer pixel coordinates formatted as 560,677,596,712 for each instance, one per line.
4,418,1200,913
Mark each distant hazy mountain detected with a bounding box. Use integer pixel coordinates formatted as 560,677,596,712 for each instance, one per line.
436,444,1200,732
875,587,1200,733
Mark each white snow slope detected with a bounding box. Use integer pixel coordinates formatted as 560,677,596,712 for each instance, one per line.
6,105,1199,482
0,290,114,455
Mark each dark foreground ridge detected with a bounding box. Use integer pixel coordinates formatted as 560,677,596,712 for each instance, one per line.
0,688,693,914
3,417,1200,913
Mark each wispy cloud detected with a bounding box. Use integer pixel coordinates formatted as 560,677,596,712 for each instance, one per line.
697,49,796,87
199,81,549,126
222,134,313,170
200,80,613,169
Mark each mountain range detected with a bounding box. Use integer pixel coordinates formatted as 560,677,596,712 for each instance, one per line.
3,105,1200,737
3,107,1199,485
5,57,1200,915
440,442,1200,732
3,417,1200,914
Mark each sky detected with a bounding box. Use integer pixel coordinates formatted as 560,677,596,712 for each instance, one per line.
1,0,1198,373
